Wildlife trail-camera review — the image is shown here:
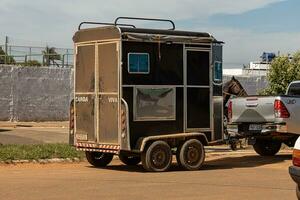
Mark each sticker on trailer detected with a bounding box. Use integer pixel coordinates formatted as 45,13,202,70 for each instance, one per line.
108,97,118,103
75,96,89,103
76,133,88,140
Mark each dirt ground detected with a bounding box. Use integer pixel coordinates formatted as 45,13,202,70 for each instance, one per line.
0,122,297,199
0,150,296,200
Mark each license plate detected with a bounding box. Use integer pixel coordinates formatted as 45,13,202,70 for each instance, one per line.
249,124,262,131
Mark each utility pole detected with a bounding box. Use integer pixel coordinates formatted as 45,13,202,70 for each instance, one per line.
5,36,8,64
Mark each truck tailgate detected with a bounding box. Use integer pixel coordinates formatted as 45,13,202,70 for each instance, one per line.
231,96,275,123
280,96,300,134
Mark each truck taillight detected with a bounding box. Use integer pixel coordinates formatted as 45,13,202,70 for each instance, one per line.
274,99,290,118
293,149,300,167
228,100,232,122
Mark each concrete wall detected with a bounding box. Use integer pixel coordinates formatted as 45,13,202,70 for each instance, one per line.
0,65,268,121
0,65,73,121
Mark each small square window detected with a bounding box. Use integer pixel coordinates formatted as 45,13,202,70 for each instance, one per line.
128,53,150,74
214,61,222,82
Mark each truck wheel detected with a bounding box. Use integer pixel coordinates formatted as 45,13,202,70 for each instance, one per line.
119,154,141,166
85,151,113,167
297,185,300,200
176,139,205,171
141,141,172,172
253,140,281,156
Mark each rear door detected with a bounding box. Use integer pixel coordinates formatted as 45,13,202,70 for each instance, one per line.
185,49,211,132
97,42,120,144
74,42,120,144
75,44,96,142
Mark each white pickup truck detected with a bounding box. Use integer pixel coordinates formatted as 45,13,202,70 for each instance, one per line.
228,81,300,156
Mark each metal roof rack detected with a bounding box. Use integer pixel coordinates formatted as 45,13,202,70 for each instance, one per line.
78,22,136,30
114,17,176,30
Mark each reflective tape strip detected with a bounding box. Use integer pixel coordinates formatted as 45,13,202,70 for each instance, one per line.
76,143,120,150
76,147,118,154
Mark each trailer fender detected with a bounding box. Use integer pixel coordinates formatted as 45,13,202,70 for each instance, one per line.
136,133,209,152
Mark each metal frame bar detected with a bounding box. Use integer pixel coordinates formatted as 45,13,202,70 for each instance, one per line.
78,22,136,30
114,16,176,30
95,44,99,143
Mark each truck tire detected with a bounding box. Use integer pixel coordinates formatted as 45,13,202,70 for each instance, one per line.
176,139,205,171
85,152,113,167
119,154,141,166
253,140,281,156
141,140,172,172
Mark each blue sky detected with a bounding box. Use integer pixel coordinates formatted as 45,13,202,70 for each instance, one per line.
209,0,300,33
0,0,299,68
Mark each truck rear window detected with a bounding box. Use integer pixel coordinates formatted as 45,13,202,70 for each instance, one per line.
288,83,300,95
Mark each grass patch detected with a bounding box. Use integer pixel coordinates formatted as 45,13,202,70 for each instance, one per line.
0,144,85,161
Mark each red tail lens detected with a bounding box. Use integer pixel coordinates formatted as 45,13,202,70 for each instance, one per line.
293,149,300,167
274,100,290,118
228,100,232,122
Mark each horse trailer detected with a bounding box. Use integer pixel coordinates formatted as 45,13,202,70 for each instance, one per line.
69,17,224,172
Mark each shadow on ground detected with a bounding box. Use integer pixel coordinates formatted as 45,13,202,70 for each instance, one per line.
203,154,291,170
0,129,11,132
88,153,292,173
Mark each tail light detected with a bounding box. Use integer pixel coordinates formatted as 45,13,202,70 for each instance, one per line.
228,100,232,122
69,100,75,132
293,149,300,166
274,99,290,118
121,104,127,138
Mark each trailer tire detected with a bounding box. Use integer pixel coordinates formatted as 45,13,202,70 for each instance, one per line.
177,139,205,171
296,185,300,200
119,154,141,166
141,140,172,172
253,140,281,156
85,152,113,167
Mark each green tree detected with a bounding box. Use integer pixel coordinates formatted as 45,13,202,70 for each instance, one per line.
23,60,42,67
261,51,300,95
0,47,15,64
42,46,61,67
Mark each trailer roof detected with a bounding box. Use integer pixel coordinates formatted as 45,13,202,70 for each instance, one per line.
119,27,222,43
74,17,223,44
120,27,210,38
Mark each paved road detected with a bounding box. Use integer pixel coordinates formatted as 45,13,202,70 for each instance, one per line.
0,151,296,200
0,122,68,144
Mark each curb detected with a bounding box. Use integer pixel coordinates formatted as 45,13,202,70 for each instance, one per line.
0,157,83,165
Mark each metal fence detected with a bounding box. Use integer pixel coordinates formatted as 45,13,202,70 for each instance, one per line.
0,45,74,68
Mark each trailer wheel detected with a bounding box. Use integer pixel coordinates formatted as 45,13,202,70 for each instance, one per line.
85,152,113,167
253,140,282,156
177,139,205,171
141,141,172,172
119,154,141,166
296,185,300,200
